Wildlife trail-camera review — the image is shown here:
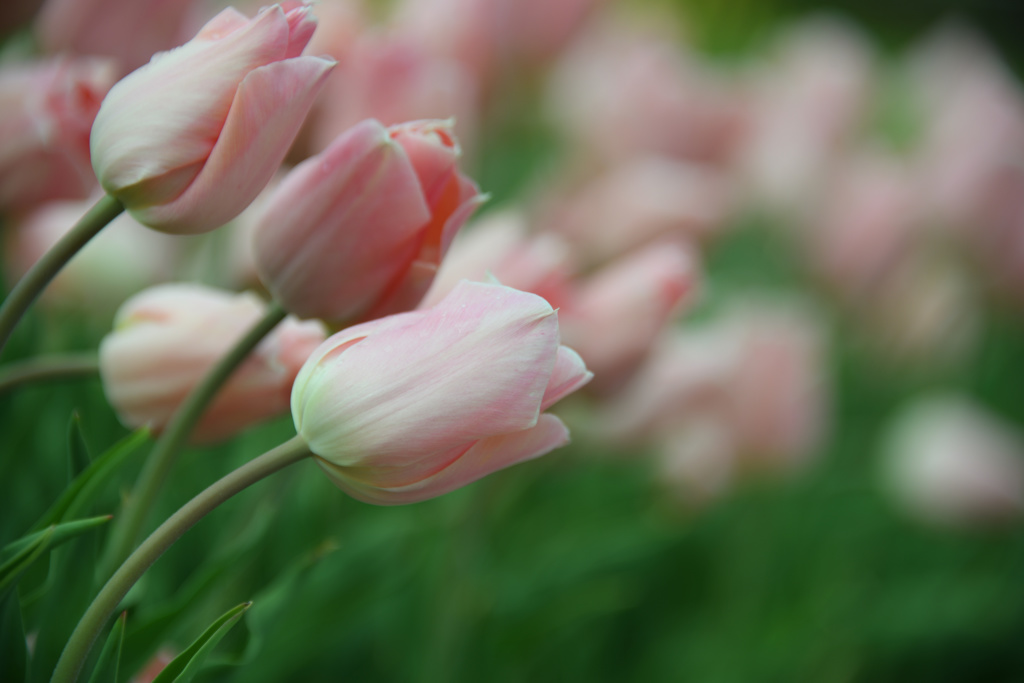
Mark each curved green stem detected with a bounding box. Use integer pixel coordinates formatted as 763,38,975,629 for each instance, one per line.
101,302,288,575
51,434,312,683
0,195,123,355
0,353,99,394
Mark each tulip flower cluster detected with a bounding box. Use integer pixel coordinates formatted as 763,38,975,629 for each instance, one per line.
4,0,1024,681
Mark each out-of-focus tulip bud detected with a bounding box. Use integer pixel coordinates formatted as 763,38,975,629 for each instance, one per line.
308,33,479,157
807,151,920,303
602,328,734,443
883,395,1024,528
254,118,482,324
560,241,698,390
0,57,115,212
907,26,1024,232
394,0,598,86
547,18,746,166
100,284,326,443
737,17,874,216
721,302,828,472
36,0,200,75
291,280,592,504
90,4,335,234
5,197,180,315
543,157,732,266
421,210,574,308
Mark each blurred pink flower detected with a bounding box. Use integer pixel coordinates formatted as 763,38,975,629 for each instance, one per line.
100,284,326,443
807,151,921,303
90,4,334,234
0,57,115,212
547,18,746,166
254,118,482,324
736,17,874,215
421,210,575,308
291,280,592,504
884,395,1024,528
306,33,479,157
543,156,733,266
36,0,200,75
559,241,699,390
394,0,598,85
5,196,180,314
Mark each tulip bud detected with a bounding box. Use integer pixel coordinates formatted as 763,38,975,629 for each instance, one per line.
291,280,592,504
883,395,1024,528
90,4,335,234
0,57,115,212
100,284,326,443
421,209,575,309
254,118,482,324
559,240,699,389
6,197,179,315
36,0,199,76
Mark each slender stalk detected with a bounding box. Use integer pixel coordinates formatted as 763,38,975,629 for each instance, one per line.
101,302,288,575
51,435,312,683
0,195,123,354
0,353,99,394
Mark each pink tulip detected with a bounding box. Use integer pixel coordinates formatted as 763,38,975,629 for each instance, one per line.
36,0,200,75
722,302,828,471
736,17,874,215
254,118,482,324
884,395,1024,527
559,241,699,389
421,210,575,308
90,4,335,234
547,20,746,166
0,57,115,212
307,33,479,157
394,0,598,86
807,151,920,303
543,157,732,266
100,284,326,443
291,280,592,504
5,197,179,314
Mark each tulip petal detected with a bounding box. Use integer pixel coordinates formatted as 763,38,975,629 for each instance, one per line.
323,414,570,505
541,345,593,410
295,281,560,465
134,55,336,233
255,118,432,319
91,7,292,201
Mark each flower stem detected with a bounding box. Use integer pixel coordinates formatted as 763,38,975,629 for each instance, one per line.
50,434,312,683
0,195,124,355
100,302,288,576
0,353,99,394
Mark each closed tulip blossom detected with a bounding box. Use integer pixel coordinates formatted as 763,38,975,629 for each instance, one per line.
100,284,326,443
254,118,482,324
559,240,699,389
291,281,592,504
90,3,335,234
0,57,115,212
421,209,575,308
36,0,199,76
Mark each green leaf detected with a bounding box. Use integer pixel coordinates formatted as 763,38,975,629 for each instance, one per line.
0,592,27,683
87,611,126,683
67,411,92,482
0,527,54,600
33,427,149,531
1,516,112,560
150,602,252,683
